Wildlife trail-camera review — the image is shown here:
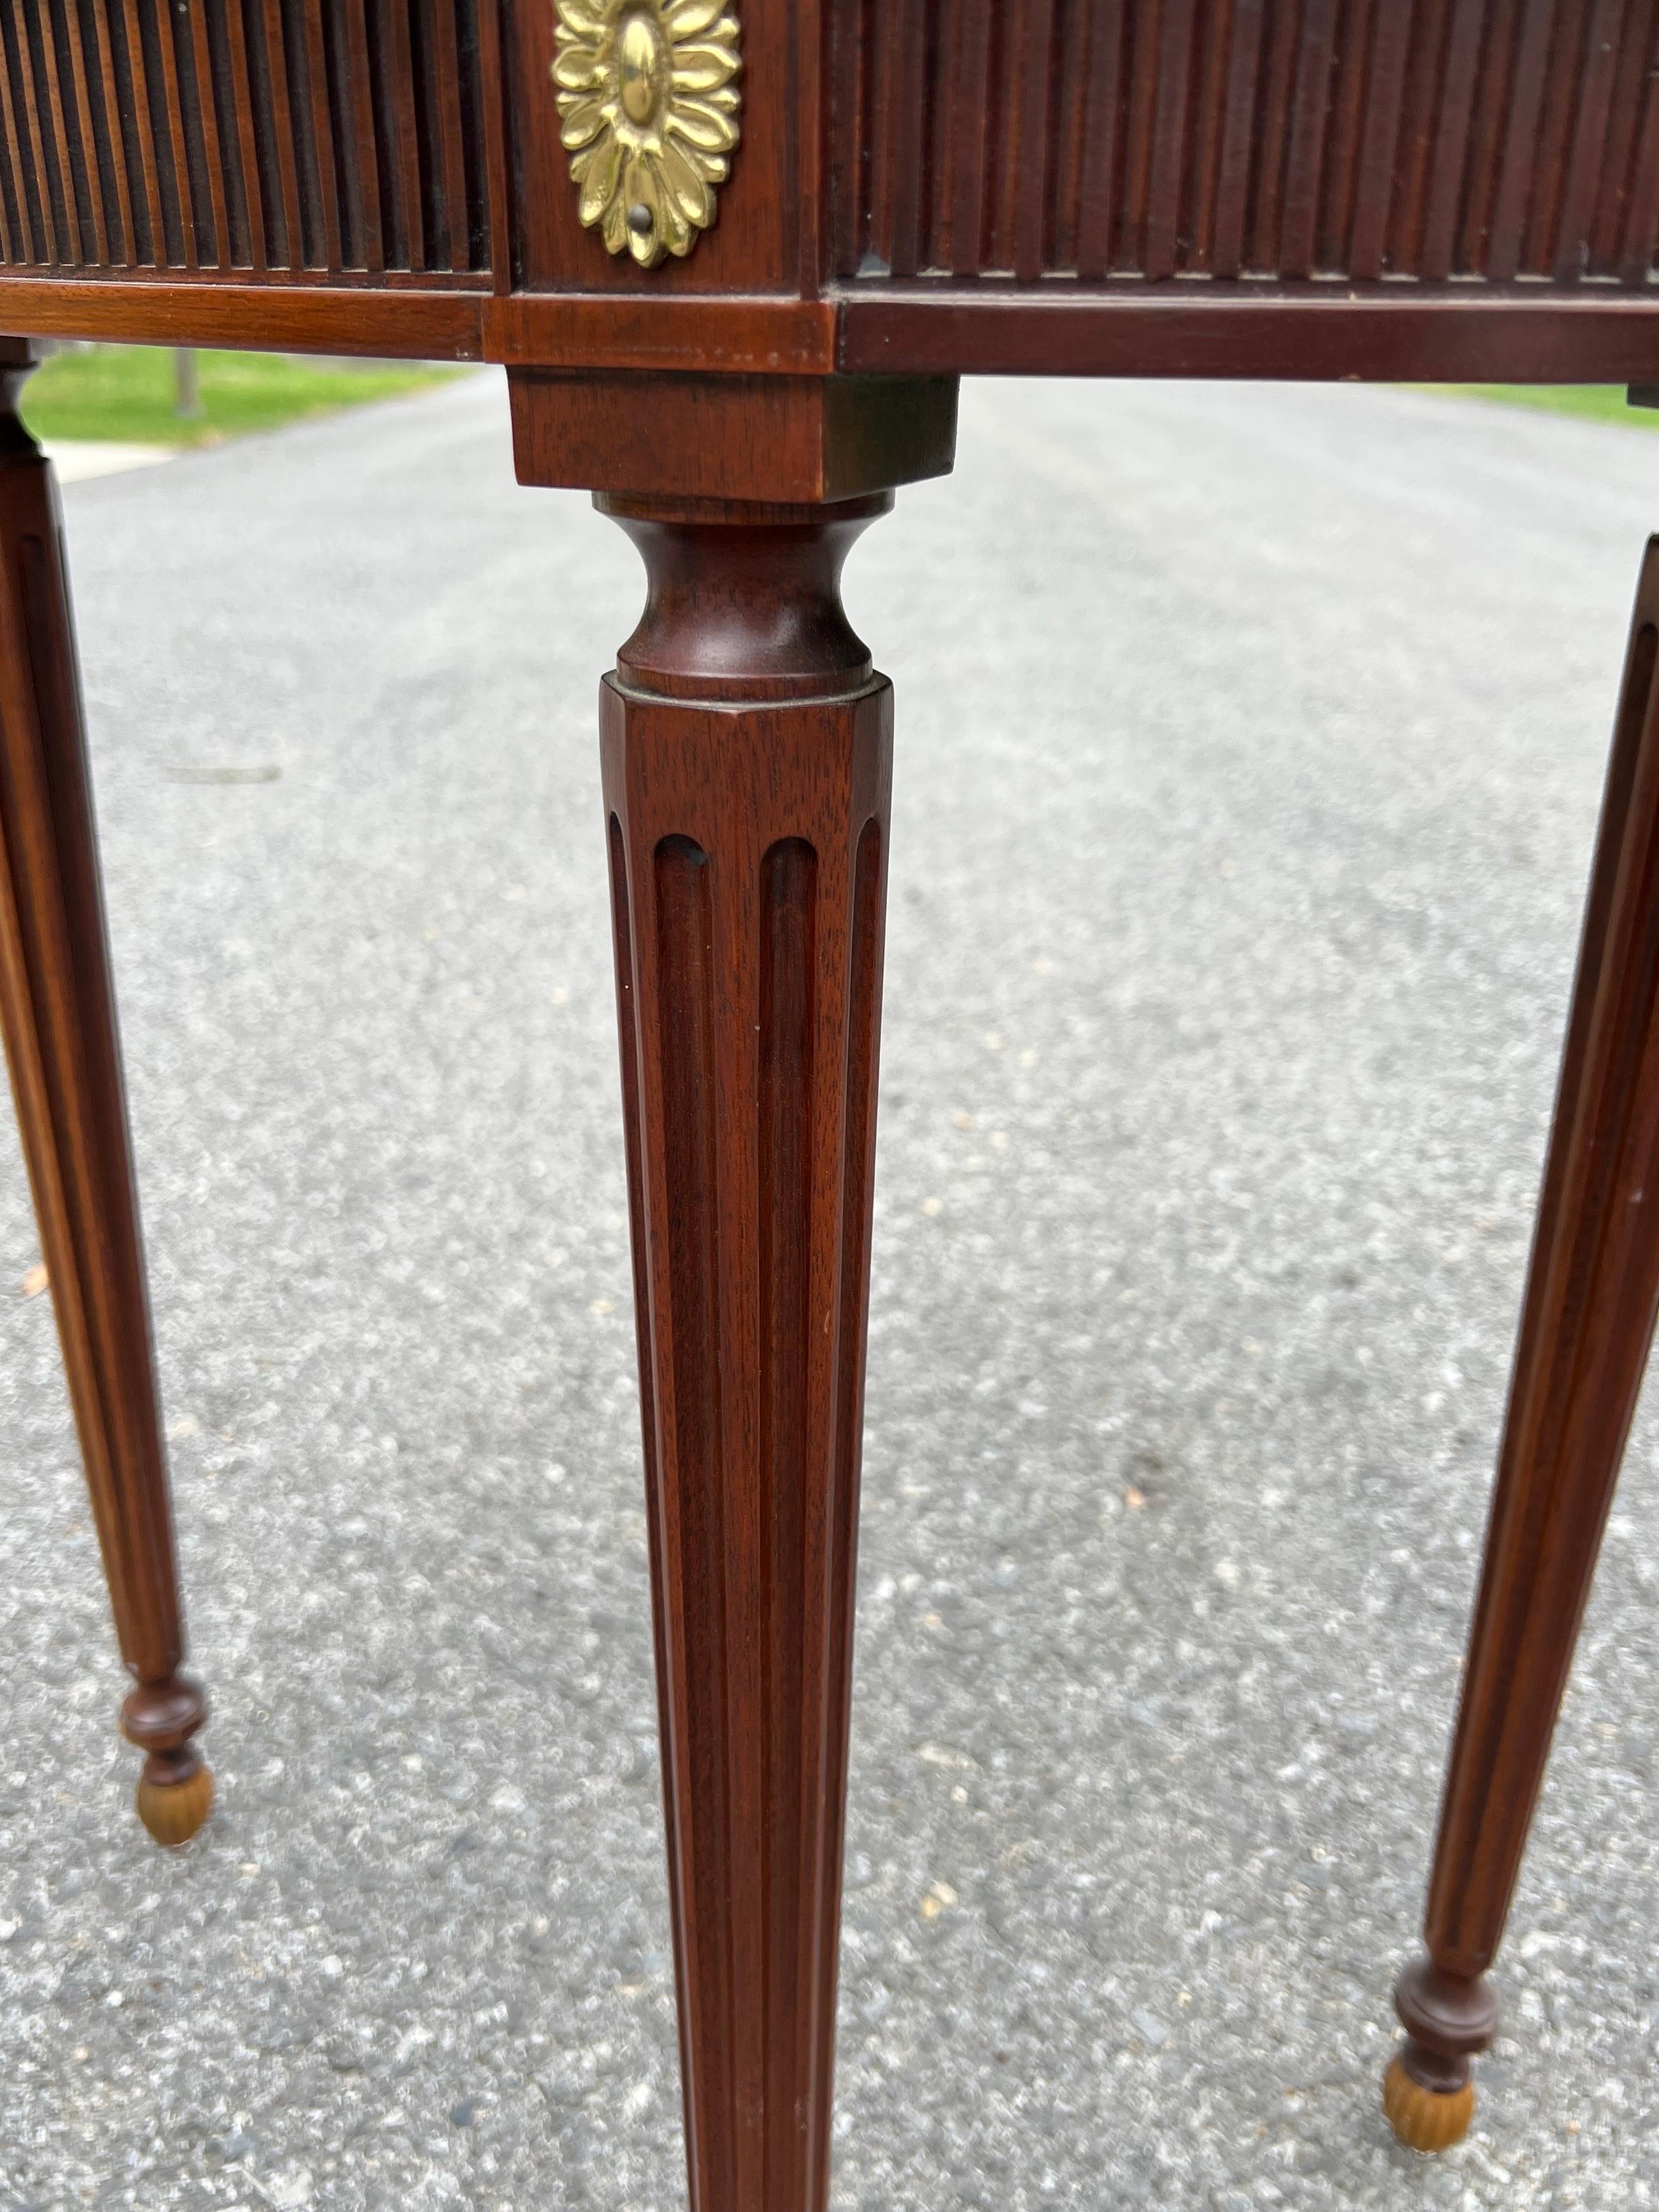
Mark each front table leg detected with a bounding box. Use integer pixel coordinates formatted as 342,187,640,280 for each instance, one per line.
1386,536,1659,2148
600,494,891,2212
0,342,210,1845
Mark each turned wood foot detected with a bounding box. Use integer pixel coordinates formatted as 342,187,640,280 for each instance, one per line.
600,490,891,2212
1386,534,1659,2145
0,342,210,1846
1382,2056,1474,2155
125,1678,213,1847
1386,1957,1499,2149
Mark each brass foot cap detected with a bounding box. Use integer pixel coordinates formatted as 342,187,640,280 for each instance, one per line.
136,1762,213,1847
1383,2053,1473,2152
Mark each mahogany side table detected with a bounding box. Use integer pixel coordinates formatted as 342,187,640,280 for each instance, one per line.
1,1,1657,2188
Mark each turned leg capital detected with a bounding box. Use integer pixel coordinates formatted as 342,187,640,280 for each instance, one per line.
597,489,891,703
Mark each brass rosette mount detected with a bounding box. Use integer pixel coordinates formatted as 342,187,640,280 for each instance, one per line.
553,0,742,269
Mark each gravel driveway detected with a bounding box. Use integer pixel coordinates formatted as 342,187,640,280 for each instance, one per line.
1,370,1657,2209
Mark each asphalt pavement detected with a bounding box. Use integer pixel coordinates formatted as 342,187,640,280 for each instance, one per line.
2,370,1658,2210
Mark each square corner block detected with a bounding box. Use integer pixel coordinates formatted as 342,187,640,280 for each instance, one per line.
508,370,958,504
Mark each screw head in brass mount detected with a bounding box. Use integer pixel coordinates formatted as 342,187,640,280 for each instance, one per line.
552,0,742,269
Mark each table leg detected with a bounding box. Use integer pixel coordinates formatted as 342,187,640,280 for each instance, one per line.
0,342,210,1847
1385,535,1659,2149
599,492,891,2212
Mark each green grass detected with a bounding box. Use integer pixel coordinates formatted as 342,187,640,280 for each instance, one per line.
19,344,461,447
1416,383,1659,431
25,348,1652,452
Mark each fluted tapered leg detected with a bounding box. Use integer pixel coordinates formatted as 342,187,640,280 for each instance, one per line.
0,343,209,1846
600,492,890,2212
1386,534,1659,2147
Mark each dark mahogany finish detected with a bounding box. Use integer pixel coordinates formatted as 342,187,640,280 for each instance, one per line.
1393,535,1659,2116
0,344,208,1847
601,490,892,2212
0,2,494,285
509,367,958,502
830,0,1659,380
0,4,1650,382
833,0,1659,288
0,0,1657,2187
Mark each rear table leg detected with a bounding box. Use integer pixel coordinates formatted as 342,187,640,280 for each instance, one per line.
1385,536,1659,2147
0,340,210,1846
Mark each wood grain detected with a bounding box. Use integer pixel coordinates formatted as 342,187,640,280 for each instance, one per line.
599,487,894,2212
0,345,208,1839
0,9,1646,380
836,283,1659,381
508,369,958,504
0,272,486,354
1430,534,1659,1978
831,0,1659,287
0,0,490,285
1389,533,1659,2128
